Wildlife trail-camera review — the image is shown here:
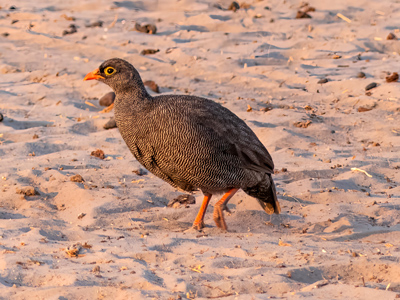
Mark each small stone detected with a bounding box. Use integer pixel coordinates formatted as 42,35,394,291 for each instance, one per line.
86,21,103,28
32,134,39,139
0,112,3,122
66,243,82,257
296,11,311,19
77,213,86,219
140,49,159,55
62,24,77,36
103,118,117,130
317,78,328,84
357,72,366,78
228,1,240,11
357,106,373,112
387,32,397,40
91,149,105,159
99,92,115,107
332,54,341,59
365,82,377,91
386,72,399,83
16,186,39,196
167,194,196,208
70,174,85,183
323,159,331,163
135,23,157,34
133,168,147,176
144,81,160,93
1,33,9,37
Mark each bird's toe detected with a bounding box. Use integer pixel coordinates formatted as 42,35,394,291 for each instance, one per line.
192,221,205,230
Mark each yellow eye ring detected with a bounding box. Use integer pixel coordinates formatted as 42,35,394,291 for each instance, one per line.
104,67,116,76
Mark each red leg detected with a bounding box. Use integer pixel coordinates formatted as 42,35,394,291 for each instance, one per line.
213,188,239,231
192,193,212,230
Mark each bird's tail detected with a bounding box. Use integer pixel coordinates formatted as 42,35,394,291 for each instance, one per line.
243,175,281,215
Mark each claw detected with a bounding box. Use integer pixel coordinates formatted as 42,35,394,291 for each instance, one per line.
222,204,231,213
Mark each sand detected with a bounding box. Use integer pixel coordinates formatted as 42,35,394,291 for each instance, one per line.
0,0,400,299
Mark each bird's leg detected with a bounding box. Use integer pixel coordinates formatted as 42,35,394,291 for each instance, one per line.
213,188,239,231
100,102,114,114
192,193,212,230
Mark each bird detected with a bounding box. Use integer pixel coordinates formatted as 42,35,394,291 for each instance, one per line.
84,58,280,231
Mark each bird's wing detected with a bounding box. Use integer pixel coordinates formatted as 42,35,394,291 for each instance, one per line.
192,100,275,174
153,96,274,175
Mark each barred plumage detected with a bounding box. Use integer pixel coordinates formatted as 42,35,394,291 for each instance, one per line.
84,58,281,231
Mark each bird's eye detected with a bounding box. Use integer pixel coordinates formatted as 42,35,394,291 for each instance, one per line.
104,67,116,75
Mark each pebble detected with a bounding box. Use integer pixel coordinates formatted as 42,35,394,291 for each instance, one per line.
365,82,377,91
133,168,147,176
62,24,77,36
228,1,240,12
386,72,399,83
357,72,366,78
317,78,328,84
91,149,105,159
140,49,160,55
99,92,115,107
387,32,397,40
135,23,157,34
358,106,373,112
103,117,117,130
167,194,196,208
296,11,311,18
86,21,103,28
0,112,3,122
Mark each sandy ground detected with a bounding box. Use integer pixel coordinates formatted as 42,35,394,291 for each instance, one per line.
0,0,400,299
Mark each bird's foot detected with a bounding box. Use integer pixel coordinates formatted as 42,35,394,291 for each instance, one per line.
192,220,205,231
213,206,228,231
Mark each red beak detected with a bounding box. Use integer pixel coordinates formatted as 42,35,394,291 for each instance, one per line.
83,68,105,81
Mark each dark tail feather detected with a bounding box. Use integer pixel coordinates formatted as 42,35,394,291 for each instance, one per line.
243,175,281,215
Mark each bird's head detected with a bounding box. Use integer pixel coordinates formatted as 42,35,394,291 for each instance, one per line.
84,58,139,93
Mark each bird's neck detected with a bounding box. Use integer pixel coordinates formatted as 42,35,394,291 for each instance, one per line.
113,73,152,109
113,84,153,136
